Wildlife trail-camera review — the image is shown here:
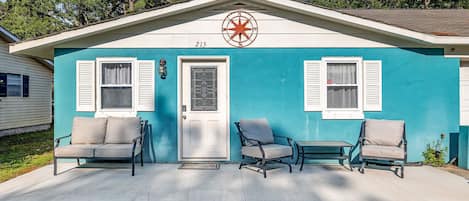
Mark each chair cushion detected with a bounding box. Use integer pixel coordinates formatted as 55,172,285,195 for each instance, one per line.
54,145,100,158
105,117,141,144
94,144,141,158
71,117,107,144
362,145,405,160
242,144,292,159
364,119,405,146
239,118,274,145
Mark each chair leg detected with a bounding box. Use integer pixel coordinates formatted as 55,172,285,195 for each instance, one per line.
239,162,245,170
131,157,135,176
261,160,267,178
53,157,57,176
140,152,144,167
360,161,366,174
400,164,405,178
76,158,80,166
288,163,292,173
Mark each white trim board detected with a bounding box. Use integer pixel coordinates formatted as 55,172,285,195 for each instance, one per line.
177,56,231,162
9,0,469,59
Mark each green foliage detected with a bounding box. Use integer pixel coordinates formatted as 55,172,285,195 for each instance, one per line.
422,133,448,167
0,130,54,182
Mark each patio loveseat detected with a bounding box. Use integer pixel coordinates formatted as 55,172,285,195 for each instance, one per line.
54,117,147,176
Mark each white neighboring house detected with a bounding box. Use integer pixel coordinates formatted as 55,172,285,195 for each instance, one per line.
0,26,53,137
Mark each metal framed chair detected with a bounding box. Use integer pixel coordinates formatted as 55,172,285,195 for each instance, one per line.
234,118,293,178
355,119,407,178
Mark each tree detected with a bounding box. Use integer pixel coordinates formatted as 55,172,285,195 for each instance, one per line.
0,0,66,39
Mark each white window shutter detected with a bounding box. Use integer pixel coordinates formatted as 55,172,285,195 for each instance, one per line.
137,60,155,111
364,60,382,111
460,66,469,125
304,60,323,111
76,60,96,111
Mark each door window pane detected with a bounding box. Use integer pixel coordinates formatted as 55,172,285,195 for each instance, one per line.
7,74,21,97
191,67,217,111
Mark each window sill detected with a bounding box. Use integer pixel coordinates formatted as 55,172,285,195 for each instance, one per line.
95,111,137,118
322,111,364,120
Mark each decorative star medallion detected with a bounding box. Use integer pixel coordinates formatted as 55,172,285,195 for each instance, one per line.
222,10,258,48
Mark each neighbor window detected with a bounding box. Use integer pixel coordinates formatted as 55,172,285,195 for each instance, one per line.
0,73,28,97
100,62,133,109
326,63,358,109
6,74,21,97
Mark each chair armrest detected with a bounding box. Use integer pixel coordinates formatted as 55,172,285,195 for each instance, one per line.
132,135,143,144
273,135,293,147
54,134,71,148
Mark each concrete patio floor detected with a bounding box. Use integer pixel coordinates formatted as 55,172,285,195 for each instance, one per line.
1,163,468,201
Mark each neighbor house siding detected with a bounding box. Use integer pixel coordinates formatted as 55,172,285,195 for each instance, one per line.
0,38,52,131
54,47,459,163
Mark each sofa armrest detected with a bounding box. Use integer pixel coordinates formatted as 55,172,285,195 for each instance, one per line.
54,134,71,148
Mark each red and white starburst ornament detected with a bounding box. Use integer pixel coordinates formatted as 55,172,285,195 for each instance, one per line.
222,10,258,48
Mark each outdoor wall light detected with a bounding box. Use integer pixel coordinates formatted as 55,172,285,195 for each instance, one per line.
159,58,167,79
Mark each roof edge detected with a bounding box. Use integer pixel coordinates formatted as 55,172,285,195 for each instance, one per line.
9,0,469,59
1,26,54,71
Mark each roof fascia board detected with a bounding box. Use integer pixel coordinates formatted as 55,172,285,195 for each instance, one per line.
9,0,223,54
0,26,20,43
257,0,469,45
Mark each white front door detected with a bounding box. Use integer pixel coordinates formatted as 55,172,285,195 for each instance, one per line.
180,59,229,160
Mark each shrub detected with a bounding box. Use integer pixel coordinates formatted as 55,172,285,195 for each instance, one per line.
422,133,448,167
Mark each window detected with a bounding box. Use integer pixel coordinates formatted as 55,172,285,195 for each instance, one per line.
304,58,382,119
0,73,28,97
326,63,358,109
100,62,133,109
6,74,21,97
322,58,363,119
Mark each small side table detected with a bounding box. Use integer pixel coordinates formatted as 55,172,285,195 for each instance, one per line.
296,140,353,171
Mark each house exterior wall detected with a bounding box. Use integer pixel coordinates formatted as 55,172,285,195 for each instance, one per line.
0,38,52,134
54,47,459,163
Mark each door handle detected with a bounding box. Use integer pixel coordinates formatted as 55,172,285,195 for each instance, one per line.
182,115,187,120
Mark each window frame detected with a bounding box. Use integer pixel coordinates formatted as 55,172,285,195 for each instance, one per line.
321,57,364,119
95,57,137,116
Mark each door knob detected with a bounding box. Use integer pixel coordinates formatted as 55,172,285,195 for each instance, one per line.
182,115,187,120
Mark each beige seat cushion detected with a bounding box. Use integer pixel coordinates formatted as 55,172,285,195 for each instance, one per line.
242,144,292,159
55,145,100,158
362,145,405,160
94,144,141,158
364,119,404,146
71,117,107,144
105,117,141,144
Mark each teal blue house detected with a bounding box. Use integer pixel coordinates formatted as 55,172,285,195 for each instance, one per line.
9,0,469,168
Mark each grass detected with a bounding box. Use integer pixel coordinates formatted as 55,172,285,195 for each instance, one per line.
0,129,54,183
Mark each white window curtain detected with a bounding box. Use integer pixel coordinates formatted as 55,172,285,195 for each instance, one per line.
102,63,132,85
327,63,358,108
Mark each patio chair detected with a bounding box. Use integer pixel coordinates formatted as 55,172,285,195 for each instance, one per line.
234,118,293,178
355,119,407,178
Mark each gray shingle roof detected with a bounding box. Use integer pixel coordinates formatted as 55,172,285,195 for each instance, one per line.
339,9,469,36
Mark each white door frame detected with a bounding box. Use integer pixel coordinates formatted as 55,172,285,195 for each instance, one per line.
177,56,230,161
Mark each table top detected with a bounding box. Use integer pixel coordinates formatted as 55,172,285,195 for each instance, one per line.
296,140,353,147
